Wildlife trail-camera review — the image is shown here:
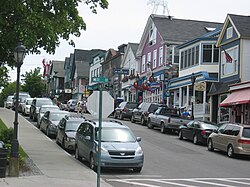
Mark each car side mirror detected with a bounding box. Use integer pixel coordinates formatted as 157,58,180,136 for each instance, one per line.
136,137,141,142
213,129,218,133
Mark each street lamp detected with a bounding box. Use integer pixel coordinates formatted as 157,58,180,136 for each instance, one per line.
9,43,26,177
190,73,196,120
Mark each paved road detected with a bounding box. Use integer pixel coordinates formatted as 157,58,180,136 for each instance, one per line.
101,118,250,187
16,111,250,187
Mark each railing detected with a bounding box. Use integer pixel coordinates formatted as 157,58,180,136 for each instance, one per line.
188,103,210,117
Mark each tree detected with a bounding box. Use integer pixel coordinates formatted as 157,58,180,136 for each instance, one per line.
0,0,109,67
0,66,10,88
21,68,46,98
0,82,17,107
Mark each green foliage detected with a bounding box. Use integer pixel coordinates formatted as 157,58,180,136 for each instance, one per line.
0,119,28,167
0,66,10,88
0,0,109,68
0,82,18,107
21,67,46,97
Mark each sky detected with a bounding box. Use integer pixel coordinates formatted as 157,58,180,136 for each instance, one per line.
8,0,250,82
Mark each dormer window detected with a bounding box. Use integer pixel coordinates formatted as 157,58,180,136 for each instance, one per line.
149,24,157,46
226,26,233,39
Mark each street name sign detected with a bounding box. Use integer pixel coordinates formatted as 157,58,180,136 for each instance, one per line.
91,77,109,83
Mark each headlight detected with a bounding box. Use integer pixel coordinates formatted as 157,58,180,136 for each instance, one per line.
135,147,143,155
95,145,108,153
66,137,75,142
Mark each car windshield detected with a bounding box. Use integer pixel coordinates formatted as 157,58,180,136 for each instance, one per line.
37,100,53,107
26,100,32,105
95,127,136,142
50,113,67,121
242,128,250,138
201,123,218,129
41,107,58,113
126,103,138,109
65,121,82,131
148,104,159,113
20,95,30,102
7,97,13,101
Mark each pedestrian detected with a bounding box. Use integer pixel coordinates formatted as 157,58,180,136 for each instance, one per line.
77,101,81,114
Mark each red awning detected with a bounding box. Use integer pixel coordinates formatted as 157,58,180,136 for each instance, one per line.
220,88,250,107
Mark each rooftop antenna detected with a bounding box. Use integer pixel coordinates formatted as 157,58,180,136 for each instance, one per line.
147,0,170,16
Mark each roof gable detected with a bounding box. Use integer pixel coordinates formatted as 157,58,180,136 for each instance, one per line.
137,14,222,56
217,14,250,46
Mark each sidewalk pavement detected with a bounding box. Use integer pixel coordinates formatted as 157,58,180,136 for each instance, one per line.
0,108,113,187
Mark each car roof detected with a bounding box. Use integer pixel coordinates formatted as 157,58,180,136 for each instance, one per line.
48,110,69,114
41,105,58,108
85,119,127,128
34,98,52,100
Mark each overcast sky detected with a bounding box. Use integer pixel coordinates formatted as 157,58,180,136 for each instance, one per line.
8,0,250,82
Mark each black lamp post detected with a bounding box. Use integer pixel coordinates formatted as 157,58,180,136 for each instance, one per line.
190,73,196,120
9,43,26,177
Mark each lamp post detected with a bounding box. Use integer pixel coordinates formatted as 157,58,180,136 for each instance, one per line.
9,43,26,177
190,73,196,120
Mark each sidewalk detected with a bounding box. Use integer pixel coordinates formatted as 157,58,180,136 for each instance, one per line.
0,108,112,187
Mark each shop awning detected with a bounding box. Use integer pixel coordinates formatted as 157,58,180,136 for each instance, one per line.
220,88,250,107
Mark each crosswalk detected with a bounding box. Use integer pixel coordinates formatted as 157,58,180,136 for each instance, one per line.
106,177,250,187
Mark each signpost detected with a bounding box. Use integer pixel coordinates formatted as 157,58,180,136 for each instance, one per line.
87,84,114,187
113,68,129,75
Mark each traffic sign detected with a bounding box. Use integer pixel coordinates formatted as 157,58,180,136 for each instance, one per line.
92,77,109,83
87,91,114,118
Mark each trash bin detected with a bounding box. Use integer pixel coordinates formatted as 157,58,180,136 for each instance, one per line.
0,141,7,178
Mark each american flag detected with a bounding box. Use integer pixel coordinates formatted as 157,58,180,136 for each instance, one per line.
223,49,233,63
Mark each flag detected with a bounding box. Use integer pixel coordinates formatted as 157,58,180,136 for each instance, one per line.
42,58,46,67
223,49,233,63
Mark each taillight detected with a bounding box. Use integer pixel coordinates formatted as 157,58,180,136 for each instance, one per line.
123,108,127,112
238,139,250,144
201,130,206,136
168,117,171,123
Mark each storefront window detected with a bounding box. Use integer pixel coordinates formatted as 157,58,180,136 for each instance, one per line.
219,94,230,122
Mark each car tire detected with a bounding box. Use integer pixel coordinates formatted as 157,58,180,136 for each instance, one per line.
119,113,123,120
147,119,154,129
178,130,183,140
207,139,214,151
114,112,117,119
89,153,97,172
141,116,145,126
75,146,82,161
133,167,142,173
131,114,135,123
227,145,235,158
193,134,198,145
160,122,166,133
62,138,66,150
46,128,50,137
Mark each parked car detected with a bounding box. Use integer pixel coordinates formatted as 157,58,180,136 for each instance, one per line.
131,102,160,125
207,123,250,158
178,120,218,144
37,105,60,128
75,120,144,172
21,98,33,116
30,98,53,122
5,95,14,109
114,101,138,120
40,110,70,137
66,99,78,112
147,106,192,133
13,92,31,111
56,116,85,151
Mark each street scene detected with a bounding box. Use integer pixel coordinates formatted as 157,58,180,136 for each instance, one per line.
1,0,250,187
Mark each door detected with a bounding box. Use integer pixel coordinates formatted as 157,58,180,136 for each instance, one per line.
57,119,66,144
182,121,194,140
78,123,93,160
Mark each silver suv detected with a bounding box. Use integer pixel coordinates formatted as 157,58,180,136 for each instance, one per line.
75,120,144,172
207,123,250,157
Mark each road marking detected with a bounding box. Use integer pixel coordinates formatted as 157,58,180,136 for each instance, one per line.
217,179,250,186
106,178,250,187
183,179,235,187
107,179,161,187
